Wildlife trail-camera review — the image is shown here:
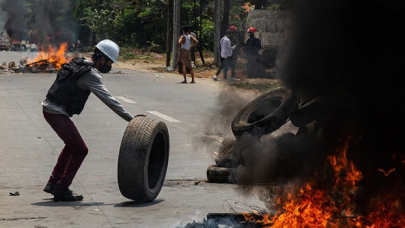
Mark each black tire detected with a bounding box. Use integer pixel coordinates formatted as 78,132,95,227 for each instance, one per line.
118,116,170,202
206,165,236,183
231,87,297,137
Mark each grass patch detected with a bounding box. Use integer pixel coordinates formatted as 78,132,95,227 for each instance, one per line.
122,53,136,60
120,46,155,60
231,80,283,92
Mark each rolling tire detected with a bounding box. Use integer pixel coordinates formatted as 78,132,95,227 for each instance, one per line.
231,87,297,137
118,116,170,202
206,165,236,183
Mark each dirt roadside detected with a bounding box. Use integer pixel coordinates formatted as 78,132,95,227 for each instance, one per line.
82,52,281,92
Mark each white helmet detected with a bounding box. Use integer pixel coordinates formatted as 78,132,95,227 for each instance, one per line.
95,39,119,65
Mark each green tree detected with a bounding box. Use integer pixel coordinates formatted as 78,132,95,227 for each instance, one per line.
82,8,121,41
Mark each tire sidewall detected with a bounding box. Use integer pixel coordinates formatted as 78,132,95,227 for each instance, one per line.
144,122,170,200
118,117,170,202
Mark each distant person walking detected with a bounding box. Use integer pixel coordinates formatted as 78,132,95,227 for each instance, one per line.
213,30,236,81
177,25,199,83
243,27,261,78
229,25,239,80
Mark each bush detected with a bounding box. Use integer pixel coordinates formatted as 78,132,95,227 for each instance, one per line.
122,53,136,60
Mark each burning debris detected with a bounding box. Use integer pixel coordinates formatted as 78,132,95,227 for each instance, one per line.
177,200,275,228
0,42,70,73
17,59,60,73
176,213,270,228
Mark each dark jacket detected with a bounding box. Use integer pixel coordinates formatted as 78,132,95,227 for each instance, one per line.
43,59,134,121
244,37,261,56
46,58,92,116
230,36,239,58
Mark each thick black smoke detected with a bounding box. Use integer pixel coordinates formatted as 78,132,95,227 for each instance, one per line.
258,0,405,214
0,0,6,33
205,0,405,217
277,0,405,183
1,0,27,40
1,0,78,45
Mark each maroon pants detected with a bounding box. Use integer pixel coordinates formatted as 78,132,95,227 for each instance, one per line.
43,111,88,193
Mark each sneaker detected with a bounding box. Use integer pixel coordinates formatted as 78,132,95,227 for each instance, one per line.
213,75,218,81
231,77,240,81
43,182,55,195
54,189,83,201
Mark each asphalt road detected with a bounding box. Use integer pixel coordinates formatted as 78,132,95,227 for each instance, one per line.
0,51,265,228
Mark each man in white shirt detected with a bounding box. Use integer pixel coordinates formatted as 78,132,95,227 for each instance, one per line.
213,30,236,81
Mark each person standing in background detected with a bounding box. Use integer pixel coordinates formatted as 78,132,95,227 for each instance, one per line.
213,30,237,81
243,27,261,78
177,25,199,83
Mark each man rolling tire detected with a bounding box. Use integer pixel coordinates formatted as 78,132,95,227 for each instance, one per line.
42,39,141,201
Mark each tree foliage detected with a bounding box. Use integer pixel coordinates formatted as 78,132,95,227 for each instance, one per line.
3,0,294,51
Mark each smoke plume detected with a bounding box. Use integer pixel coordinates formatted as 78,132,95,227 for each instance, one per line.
207,0,405,217
276,0,405,189
1,0,78,45
1,0,27,40
0,0,6,33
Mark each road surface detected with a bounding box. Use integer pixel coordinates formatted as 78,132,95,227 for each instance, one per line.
0,51,265,228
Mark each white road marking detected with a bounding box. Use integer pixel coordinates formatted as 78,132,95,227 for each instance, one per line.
116,96,136,104
147,111,181,123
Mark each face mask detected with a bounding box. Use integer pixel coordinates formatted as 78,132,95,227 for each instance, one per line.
100,61,112,73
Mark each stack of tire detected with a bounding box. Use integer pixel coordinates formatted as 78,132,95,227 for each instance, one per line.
207,87,298,183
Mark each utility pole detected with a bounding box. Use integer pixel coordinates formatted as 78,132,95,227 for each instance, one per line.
171,0,181,68
214,0,221,66
221,0,230,37
198,0,205,64
166,0,173,67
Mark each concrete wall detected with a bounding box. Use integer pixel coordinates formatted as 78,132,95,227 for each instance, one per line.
246,10,289,48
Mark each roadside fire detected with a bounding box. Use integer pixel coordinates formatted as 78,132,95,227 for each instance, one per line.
24,42,69,72
0,42,70,73
238,138,405,227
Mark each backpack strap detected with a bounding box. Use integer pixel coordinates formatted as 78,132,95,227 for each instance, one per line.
56,58,93,81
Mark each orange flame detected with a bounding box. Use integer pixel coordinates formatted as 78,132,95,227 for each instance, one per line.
378,168,396,177
28,42,69,70
242,137,405,227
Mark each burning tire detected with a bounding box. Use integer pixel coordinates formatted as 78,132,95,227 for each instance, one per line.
231,87,297,137
206,165,236,183
118,116,170,202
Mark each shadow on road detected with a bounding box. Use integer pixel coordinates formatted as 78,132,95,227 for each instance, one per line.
31,200,107,207
114,199,164,207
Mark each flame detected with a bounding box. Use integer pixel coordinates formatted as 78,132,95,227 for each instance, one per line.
242,137,405,227
378,168,396,177
269,183,338,227
327,139,363,190
28,42,69,70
